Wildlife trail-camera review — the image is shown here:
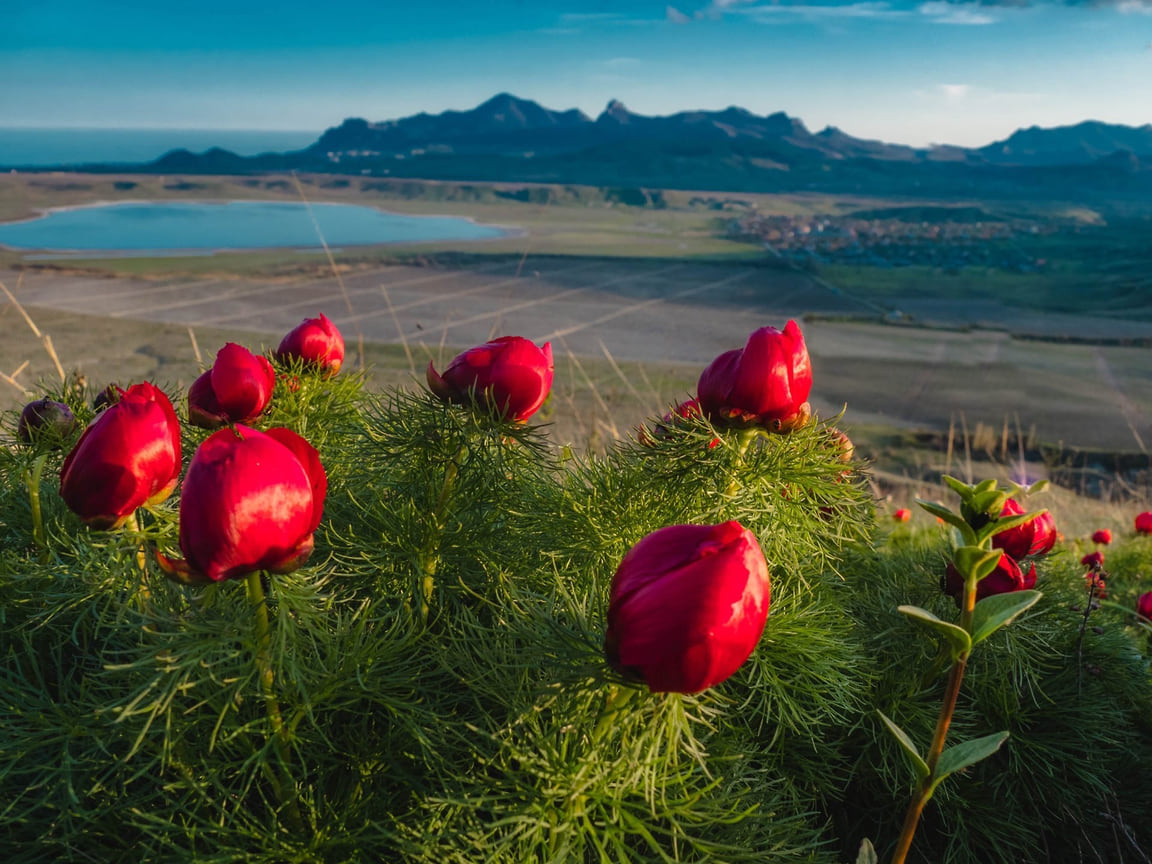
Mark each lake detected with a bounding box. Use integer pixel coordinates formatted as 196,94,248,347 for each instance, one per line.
0,201,511,254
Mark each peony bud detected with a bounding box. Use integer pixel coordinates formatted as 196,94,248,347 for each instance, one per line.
275,313,345,377
604,521,770,694
1091,529,1112,546
945,551,1036,602
992,498,1057,560
17,398,77,445
1137,591,1152,621
188,342,276,429
427,336,553,422
159,425,326,583
697,321,812,433
1136,512,1152,536
59,382,182,530
1081,551,1105,570
894,508,911,523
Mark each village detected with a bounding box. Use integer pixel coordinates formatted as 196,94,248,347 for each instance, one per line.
728,210,1060,272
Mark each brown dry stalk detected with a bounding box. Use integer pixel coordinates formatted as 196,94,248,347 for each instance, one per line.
0,277,66,382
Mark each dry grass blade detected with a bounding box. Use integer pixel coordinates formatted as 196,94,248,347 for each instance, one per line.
378,282,415,376
558,335,619,441
290,171,366,371
598,338,652,414
0,359,31,395
1,276,66,382
187,326,204,368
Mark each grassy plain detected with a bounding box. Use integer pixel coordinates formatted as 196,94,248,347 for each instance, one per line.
1,171,1149,502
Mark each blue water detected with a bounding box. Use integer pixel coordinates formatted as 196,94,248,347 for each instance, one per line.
0,128,316,167
0,202,509,254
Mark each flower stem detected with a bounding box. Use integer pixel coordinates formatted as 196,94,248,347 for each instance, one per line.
890,570,978,864
418,446,463,624
23,454,48,557
245,571,305,833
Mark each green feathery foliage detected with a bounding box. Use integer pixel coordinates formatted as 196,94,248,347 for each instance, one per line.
1,366,1149,864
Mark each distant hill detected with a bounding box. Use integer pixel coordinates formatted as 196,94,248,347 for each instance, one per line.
979,120,1152,165
11,94,1151,201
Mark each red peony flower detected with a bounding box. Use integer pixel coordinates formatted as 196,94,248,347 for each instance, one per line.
696,321,812,432
945,551,1036,602
604,521,770,694
894,508,911,523
1081,551,1105,569
159,425,326,583
1092,529,1113,545
1137,591,1152,621
59,382,182,530
1136,512,1152,536
188,343,276,429
17,398,77,445
427,336,553,422
992,498,1057,560
275,313,345,377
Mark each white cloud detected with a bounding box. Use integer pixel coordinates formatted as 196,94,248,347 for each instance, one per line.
919,1,998,23
939,83,972,100
666,4,691,23
1116,0,1152,13
735,2,905,20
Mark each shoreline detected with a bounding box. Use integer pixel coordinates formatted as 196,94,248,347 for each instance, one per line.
0,198,525,256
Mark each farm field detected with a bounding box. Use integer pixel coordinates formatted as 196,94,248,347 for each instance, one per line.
3,254,1150,457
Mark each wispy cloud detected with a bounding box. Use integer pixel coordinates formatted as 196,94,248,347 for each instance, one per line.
602,57,643,68
666,4,692,23
919,1,998,22
734,2,905,20
559,12,626,23
939,83,972,101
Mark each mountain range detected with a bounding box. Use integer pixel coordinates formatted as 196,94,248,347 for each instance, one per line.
22,93,1152,200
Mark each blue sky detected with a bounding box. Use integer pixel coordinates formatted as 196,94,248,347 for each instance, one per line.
2,0,1150,146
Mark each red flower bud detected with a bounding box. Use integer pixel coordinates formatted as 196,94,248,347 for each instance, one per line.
59,382,182,530
18,398,77,445
188,343,276,429
159,425,326,583
893,508,911,523
605,521,770,694
427,336,553,422
275,313,345,377
1136,511,1152,536
697,321,812,432
1091,529,1112,546
944,551,1036,602
1137,591,1152,621
992,498,1057,560
1081,551,1105,569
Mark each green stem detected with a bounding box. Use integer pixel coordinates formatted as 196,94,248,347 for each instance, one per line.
24,454,48,556
592,684,638,743
418,446,463,624
890,564,978,864
245,571,306,833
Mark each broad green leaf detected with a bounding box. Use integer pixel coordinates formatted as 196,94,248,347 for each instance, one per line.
877,711,929,781
979,510,1046,545
942,474,974,500
898,605,972,659
969,489,1008,518
927,731,1010,797
970,591,1042,645
916,499,976,544
952,546,1004,582
1026,479,1049,495
973,478,998,494
855,838,879,864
